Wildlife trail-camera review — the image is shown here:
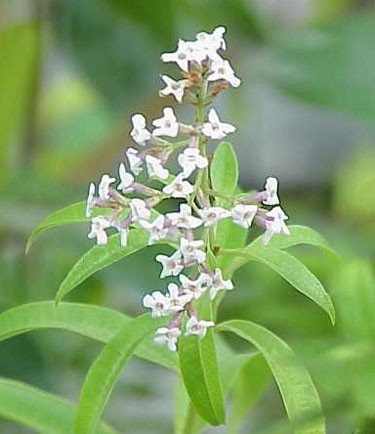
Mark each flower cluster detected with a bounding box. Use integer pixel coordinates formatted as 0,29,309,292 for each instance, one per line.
85,27,289,351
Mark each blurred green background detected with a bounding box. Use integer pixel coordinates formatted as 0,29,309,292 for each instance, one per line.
0,0,374,433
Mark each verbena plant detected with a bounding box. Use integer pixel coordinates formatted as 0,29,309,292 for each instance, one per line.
0,27,337,434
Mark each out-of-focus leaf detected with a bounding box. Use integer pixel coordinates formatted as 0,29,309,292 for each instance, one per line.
0,21,39,181
74,314,165,434
179,301,225,425
0,377,116,434
224,246,335,323
56,229,148,303
0,302,177,371
266,12,375,122
218,320,326,434
26,201,87,252
229,225,338,272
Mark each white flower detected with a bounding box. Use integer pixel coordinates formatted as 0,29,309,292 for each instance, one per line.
86,183,96,217
185,316,214,338
118,227,129,247
178,148,208,177
154,326,181,352
126,148,143,175
139,215,169,244
161,39,204,71
163,174,194,198
202,108,236,140
156,250,184,278
209,268,233,299
88,216,111,245
199,206,231,227
98,174,116,200
196,26,226,51
179,273,212,299
143,291,170,317
263,177,279,206
263,206,290,244
145,155,169,180
129,198,150,221
166,203,202,229
117,163,134,193
152,107,179,137
180,238,206,264
160,75,188,103
207,58,241,87
232,204,258,229
166,283,192,313
130,114,151,146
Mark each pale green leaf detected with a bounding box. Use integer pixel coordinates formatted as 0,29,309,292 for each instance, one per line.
0,301,177,371
74,314,165,434
0,377,116,434
210,141,238,196
217,320,326,434
56,229,148,303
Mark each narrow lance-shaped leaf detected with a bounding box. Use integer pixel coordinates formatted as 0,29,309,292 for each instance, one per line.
55,229,148,304
26,201,87,253
223,246,335,324
74,314,165,434
217,320,326,434
0,377,117,434
178,300,225,426
0,302,177,371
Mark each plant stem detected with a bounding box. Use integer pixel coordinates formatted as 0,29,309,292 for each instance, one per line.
183,402,197,434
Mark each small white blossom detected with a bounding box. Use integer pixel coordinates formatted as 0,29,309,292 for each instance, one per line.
154,326,181,351
160,75,188,103
88,216,111,245
178,148,208,177
143,291,170,317
196,26,226,54
130,114,151,146
117,163,134,193
199,206,231,227
180,238,206,264
232,204,258,228
209,268,233,299
145,155,169,180
126,148,143,175
86,183,96,217
129,198,150,221
161,39,204,71
263,177,279,206
163,174,194,198
156,250,184,278
202,108,236,140
166,204,202,229
166,283,192,313
139,215,169,244
185,316,214,338
118,227,129,247
179,273,212,299
207,58,241,87
98,174,116,200
263,206,290,244
152,107,179,137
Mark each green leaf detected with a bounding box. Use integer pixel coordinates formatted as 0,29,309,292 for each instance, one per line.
26,201,87,253
178,301,225,426
0,377,116,434
0,301,177,371
74,314,165,434
228,225,338,273
217,320,326,434
210,141,238,197
228,353,270,434
56,229,148,304
224,246,335,324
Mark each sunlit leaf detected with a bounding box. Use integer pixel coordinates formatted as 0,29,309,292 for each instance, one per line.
0,302,177,371
0,377,116,434
211,141,238,197
74,314,165,434
56,229,148,304
218,320,326,434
